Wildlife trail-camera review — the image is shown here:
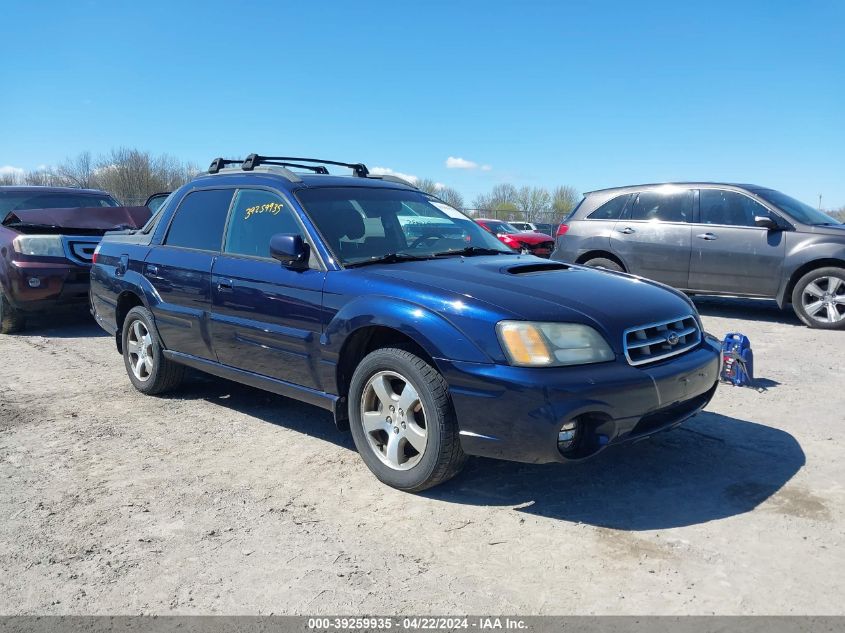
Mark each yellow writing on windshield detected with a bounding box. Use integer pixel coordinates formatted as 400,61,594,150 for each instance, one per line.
244,202,284,219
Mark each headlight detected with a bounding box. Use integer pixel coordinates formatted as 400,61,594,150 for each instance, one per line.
497,321,615,367
13,235,66,258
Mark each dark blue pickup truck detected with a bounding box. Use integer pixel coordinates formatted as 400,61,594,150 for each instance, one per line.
90,155,721,491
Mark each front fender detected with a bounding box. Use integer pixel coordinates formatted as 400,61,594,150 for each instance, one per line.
322,294,494,370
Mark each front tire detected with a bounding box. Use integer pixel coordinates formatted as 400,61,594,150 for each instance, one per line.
582,257,623,272
122,306,185,394
791,267,845,330
348,348,466,492
0,290,26,334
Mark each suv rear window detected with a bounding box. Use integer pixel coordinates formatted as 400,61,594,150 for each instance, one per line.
165,189,234,251
587,194,630,220
0,192,118,215
627,189,693,223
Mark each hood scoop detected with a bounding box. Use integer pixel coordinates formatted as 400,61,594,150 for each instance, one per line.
506,262,570,275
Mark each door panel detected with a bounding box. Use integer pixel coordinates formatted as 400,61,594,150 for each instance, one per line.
144,247,217,359
689,189,785,296
210,256,326,389
610,189,694,287
209,188,327,390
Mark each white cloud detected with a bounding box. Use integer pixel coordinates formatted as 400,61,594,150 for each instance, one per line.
370,166,419,184
481,164,492,171
445,156,479,170
0,165,25,178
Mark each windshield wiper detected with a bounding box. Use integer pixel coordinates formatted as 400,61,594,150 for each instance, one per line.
346,252,434,268
433,246,517,257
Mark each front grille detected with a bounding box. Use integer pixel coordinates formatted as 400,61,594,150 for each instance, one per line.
62,238,100,265
623,315,700,366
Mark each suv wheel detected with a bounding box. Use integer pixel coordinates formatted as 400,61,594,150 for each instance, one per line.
583,257,623,272
792,267,845,330
348,348,466,492
122,306,185,394
0,290,26,334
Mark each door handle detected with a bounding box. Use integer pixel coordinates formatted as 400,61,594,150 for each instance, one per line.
696,233,718,241
217,279,234,292
618,227,636,234
146,264,159,276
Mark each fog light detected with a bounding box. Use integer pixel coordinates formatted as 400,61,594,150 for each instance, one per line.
558,420,579,451
28,277,41,288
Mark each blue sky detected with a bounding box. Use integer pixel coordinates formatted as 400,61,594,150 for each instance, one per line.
1,0,843,208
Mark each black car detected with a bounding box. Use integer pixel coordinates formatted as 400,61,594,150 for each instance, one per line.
552,183,845,329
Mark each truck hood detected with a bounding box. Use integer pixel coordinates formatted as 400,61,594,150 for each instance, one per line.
3,206,152,232
360,256,697,346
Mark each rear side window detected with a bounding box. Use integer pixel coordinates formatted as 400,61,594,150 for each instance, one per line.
224,189,303,258
165,189,234,251
587,194,629,220
627,189,693,223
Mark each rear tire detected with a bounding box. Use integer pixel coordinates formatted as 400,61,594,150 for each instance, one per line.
348,347,466,492
0,290,26,334
122,306,185,394
791,267,845,330
582,257,623,272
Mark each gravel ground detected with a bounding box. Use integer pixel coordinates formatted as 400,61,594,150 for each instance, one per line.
0,298,843,615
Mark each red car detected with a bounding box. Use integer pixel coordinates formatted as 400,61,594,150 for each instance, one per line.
0,186,151,334
475,218,555,257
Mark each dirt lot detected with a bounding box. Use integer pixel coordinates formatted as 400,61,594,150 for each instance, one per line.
1,298,843,615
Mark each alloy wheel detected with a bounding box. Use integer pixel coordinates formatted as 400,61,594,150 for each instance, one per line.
801,276,845,324
126,319,155,381
360,370,428,470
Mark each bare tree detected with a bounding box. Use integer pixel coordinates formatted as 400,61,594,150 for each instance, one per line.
414,178,440,195
551,185,580,218
0,172,22,186
473,183,519,211
56,151,96,188
92,148,198,205
437,186,464,210
516,186,552,222
24,168,61,186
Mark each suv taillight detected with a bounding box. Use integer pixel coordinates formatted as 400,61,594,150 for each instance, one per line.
556,224,569,237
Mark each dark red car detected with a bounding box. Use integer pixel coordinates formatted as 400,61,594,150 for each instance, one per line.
0,186,151,334
475,218,555,257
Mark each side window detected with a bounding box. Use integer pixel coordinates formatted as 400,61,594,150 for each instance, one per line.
224,189,303,258
700,189,769,227
587,194,630,220
628,189,693,223
165,189,234,251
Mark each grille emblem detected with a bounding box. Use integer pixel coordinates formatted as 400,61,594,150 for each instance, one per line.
666,332,680,346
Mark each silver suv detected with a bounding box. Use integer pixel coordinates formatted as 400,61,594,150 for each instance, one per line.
551,183,845,329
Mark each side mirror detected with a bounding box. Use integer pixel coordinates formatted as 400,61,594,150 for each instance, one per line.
269,233,309,267
754,215,779,230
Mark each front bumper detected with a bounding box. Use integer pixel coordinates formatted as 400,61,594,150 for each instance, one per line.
3,259,92,313
438,337,720,464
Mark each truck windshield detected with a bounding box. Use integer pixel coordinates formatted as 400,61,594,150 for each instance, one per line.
0,192,119,216
295,187,513,266
753,189,841,225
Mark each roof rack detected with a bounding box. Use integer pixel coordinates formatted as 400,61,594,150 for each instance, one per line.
241,154,370,177
206,154,418,189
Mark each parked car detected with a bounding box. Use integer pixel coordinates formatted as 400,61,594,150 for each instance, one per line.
509,221,537,232
0,186,151,334
534,222,556,236
475,218,555,257
91,154,720,491
552,183,845,329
